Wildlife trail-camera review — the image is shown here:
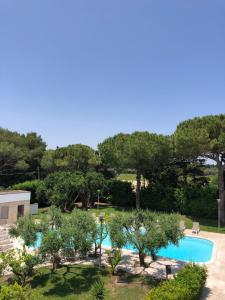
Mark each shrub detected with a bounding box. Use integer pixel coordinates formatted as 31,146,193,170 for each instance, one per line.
0,250,40,286
91,278,105,300
0,283,31,300
106,249,122,275
140,183,218,219
145,264,207,300
12,180,40,204
107,180,135,206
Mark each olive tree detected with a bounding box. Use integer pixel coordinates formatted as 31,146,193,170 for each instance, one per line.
108,211,183,267
174,115,225,222
61,209,96,258
9,216,39,249
39,230,63,271
98,132,171,209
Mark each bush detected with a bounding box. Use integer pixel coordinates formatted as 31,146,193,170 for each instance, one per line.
91,278,105,300
106,249,122,275
140,183,218,219
0,250,40,286
107,180,135,206
0,283,31,300
145,264,207,300
12,180,41,204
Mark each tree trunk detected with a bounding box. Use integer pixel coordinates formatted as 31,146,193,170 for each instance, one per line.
136,172,141,209
52,255,61,271
218,166,225,224
138,252,146,267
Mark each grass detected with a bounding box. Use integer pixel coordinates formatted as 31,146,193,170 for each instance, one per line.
117,173,137,181
1,264,158,300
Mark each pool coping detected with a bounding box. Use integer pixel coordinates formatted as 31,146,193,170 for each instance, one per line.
185,233,217,265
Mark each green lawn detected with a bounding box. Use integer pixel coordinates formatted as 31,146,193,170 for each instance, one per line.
15,264,157,300
117,173,137,181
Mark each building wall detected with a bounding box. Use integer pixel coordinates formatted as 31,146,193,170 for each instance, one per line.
0,201,30,224
0,192,31,224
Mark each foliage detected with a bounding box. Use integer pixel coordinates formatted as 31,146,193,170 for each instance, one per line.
61,209,96,257
47,206,63,229
9,216,39,248
109,211,183,267
39,230,63,271
105,249,122,275
140,183,218,218
41,144,100,174
90,278,105,300
91,218,108,256
0,283,33,300
36,172,86,210
107,179,135,206
12,180,40,204
85,171,107,207
145,264,207,300
174,114,225,222
0,128,46,186
0,250,39,286
99,132,171,208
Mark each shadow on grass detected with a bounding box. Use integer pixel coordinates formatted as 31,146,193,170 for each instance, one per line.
31,264,109,298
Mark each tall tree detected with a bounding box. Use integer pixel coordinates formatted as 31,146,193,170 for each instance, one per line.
0,128,46,185
41,144,99,174
98,132,171,208
174,115,225,222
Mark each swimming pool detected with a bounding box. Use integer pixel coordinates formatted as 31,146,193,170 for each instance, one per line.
102,234,214,263
33,233,214,263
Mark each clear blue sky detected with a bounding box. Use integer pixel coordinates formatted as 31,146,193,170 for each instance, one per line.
0,0,225,149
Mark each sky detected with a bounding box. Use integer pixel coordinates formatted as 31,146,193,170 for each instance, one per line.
0,0,225,149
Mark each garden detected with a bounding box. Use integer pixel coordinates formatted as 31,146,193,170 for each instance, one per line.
0,114,225,299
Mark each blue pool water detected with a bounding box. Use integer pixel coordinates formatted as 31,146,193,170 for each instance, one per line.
33,233,213,263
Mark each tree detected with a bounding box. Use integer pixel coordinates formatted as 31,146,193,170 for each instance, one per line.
41,144,99,174
174,115,225,222
91,218,108,257
0,128,46,186
9,216,38,248
85,171,107,207
47,206,63,229
61,210,96,258
99,132,171,208
108,211,183,267
36,172,86,211
39,230,63,271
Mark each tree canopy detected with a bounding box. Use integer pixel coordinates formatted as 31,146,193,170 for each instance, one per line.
0,128,46,186
174,114,225,222
41,144,100,174
99,132,171,208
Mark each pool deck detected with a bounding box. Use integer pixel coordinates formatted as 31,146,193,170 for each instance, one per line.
185,229,225,300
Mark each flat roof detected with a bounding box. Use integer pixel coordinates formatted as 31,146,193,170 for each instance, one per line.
0,190,30,195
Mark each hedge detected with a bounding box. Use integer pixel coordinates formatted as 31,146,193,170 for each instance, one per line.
141,184,218,218
145,264,207,300
12,180,41,204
